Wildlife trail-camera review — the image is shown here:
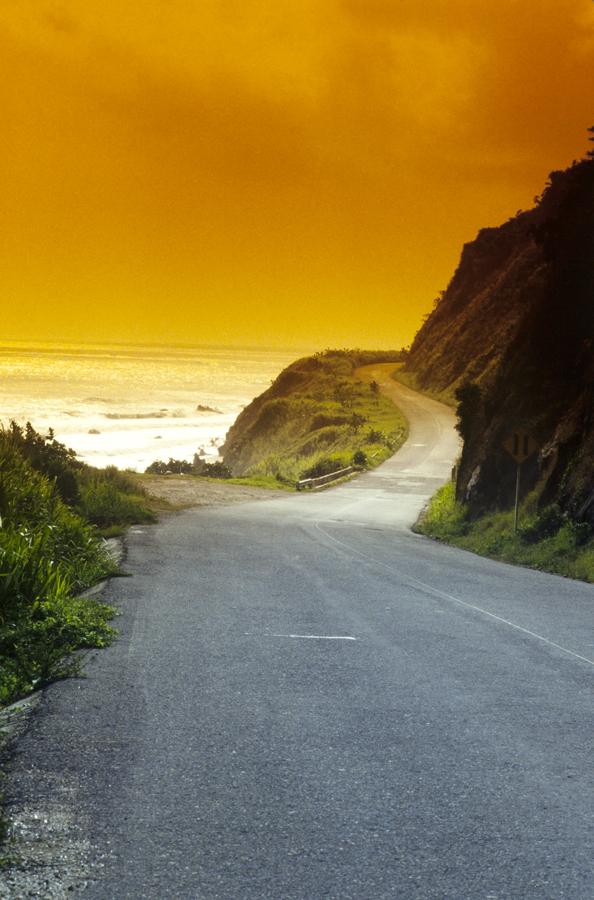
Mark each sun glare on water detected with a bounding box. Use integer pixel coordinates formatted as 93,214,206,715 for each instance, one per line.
0,341,298,471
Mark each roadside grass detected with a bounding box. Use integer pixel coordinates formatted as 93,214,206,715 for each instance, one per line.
223,475,293,490
76,465,156,533
417,482,594,582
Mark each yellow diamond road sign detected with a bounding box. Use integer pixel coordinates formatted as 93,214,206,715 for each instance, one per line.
503,429,538,464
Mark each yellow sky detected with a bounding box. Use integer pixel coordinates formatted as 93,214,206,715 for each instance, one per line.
1,1,593,349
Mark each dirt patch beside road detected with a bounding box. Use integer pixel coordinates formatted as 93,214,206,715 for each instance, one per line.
139,475,282,508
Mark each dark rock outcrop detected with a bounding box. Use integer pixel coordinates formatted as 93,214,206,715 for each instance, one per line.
404,154,594,519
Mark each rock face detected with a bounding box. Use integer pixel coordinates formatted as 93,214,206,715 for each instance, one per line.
403,155,594,519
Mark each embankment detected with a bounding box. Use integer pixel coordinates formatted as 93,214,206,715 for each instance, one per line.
221,349,408,484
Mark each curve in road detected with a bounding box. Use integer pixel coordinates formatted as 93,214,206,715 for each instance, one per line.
3,368,593,900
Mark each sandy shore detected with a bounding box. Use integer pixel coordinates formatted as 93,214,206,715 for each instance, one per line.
139,474,283,508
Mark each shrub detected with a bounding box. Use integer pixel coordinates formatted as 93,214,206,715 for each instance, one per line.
78,479,155,528
0,526,114,703
0,446,115,706
195,461,232,479
300,456,348,479
91,465,142,495
145,457,194,475
309,414,349,431
518,505,564,544
1,421,82,504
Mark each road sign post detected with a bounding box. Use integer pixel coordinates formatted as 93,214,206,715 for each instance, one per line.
514,461,521,532
502,429,539,533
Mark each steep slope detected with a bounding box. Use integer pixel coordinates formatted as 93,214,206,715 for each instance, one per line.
222,350,406,481
403,155,594,519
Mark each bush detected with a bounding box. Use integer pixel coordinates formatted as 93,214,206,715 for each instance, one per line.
78,479,155,528
300,456,348,479
1,421,82,504
309,414,349,431
89,465,142,495
518,505,564,544
0,527,114,704
145,458,194,475
0,442,115,706
195,461,232,479
353,450,368,467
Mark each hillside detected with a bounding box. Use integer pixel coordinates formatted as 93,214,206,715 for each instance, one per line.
222,350,407,482
403,152,594,519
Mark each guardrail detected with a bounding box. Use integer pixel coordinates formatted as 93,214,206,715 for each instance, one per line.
296,465,355,491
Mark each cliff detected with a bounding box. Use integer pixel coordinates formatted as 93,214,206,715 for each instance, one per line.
403,154,594,519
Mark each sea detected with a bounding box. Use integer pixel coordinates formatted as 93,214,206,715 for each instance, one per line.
0,341,302,472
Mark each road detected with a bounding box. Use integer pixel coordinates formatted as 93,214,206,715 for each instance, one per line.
3,367,593,899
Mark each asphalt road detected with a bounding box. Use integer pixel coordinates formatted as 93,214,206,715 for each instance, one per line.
3,368,594,899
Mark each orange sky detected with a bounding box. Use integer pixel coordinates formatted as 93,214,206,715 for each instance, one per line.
1,1,593,350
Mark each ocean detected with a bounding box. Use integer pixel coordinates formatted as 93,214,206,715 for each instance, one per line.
0,341,301,472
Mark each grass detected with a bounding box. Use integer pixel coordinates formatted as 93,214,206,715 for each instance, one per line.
224,475,293,490
417,482,594,582
77,471,156,532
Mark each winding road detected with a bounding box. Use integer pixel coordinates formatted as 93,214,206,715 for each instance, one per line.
3,366,593,899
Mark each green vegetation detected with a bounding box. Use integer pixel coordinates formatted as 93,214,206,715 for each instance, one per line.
0,424,163,854
223,349,408,483
0,440,113,707
222,475,293,491
3,421,155,535
0,422,158,710
145,458,233,479
417,482,594,582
